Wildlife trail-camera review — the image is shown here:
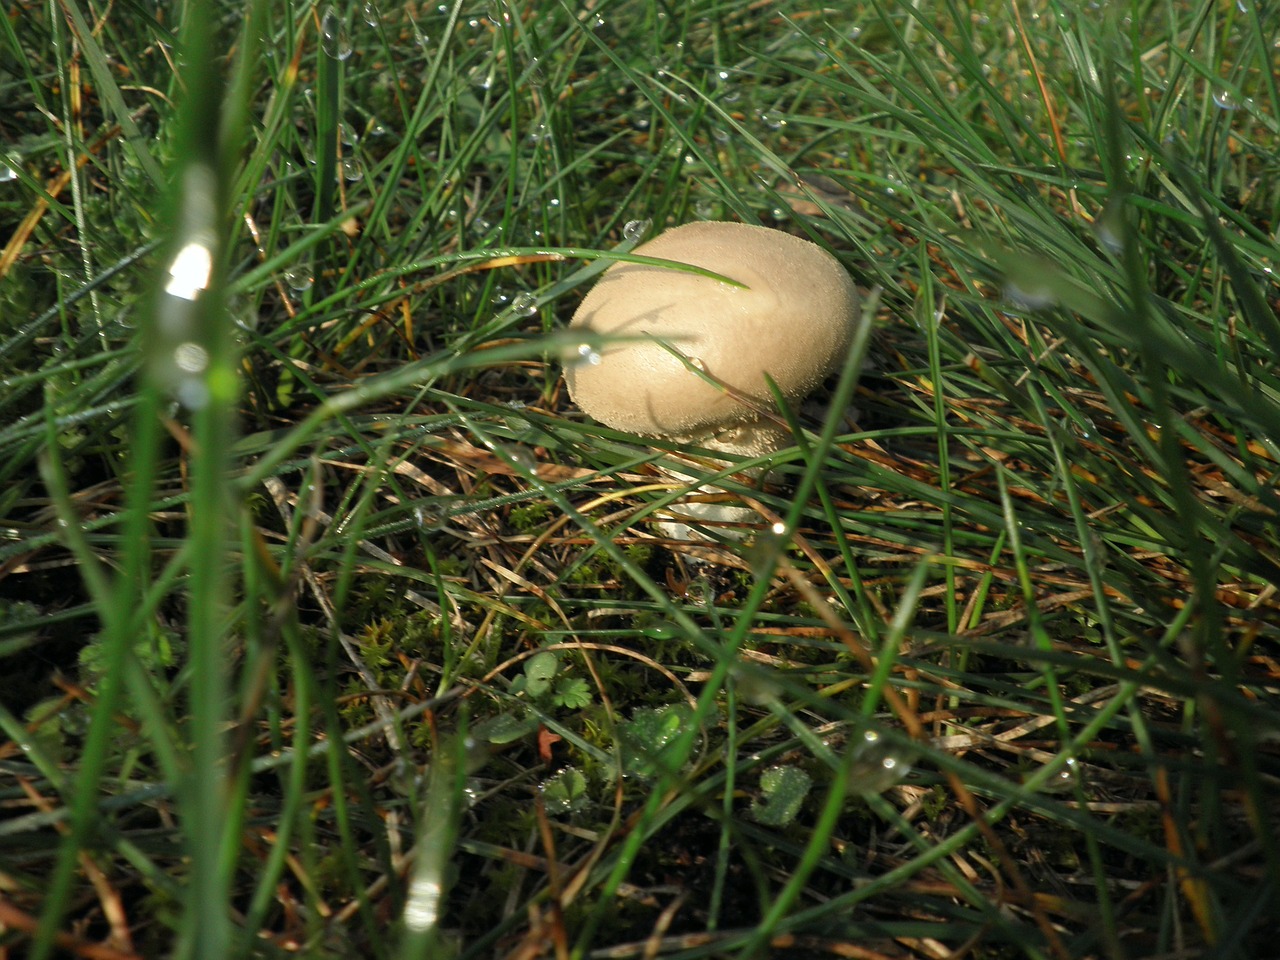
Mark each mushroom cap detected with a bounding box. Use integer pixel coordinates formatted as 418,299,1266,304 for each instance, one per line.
565,221,859,454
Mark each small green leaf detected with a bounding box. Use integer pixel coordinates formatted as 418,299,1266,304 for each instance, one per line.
552,677,592,710
540,767,587,814
522,651,560,699
751,765,812,826
472,712,538,745
618,704,691,779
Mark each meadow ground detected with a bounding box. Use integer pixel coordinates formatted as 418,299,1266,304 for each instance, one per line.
1,1,1278,957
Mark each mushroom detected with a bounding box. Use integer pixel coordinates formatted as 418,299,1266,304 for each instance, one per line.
565,220,860,534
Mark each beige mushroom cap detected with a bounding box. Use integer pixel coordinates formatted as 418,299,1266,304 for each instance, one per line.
565,221,859,455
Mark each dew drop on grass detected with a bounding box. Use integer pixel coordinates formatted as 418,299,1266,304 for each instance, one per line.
510,292,538,317
642,619,680,640
1212,84,1239,110
685,577,713,606
283,264,313,291
362,0,380,26
0,157,16,183
1039,756,1080,793
745,529,787,579
847,727,914,796
413,504,443,531
164,240,213,301
1094,217,1123,254
320,5,353,60
622,218,650,242
173,342,209,374
573,343,602,367
487,0,512,26
341,157,362,181
694,198,716,219
411,21,431,51
526,57,545,86
1003,280,1056,312
730,663,783,706
500,444,536,470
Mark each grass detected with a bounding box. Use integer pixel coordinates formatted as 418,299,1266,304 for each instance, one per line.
2,0,1279,957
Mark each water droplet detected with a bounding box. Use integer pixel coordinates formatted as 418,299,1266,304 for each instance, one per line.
164,241,213,301
1212,84,1239,110
622,218,650,242
1003,280,1056,312
847,727,914,795
0,156,17,183
687,357,707,372
760,111,786,130
694,198,716,219
685,578,713,606
1039,756,1080,793
487,0,512,26
413,504,443,530
573,343,602,367
642,619,680,640
527,121,548,143
1236,0,1251,11
526,57,545,86
590,13,605,29
745,529,787,579
320,5,353,60
176,377,210,411
362,0,380,26
500,444,536,470
339,122,358,147
1094,220,1122,254
510,292,537,317
341,157,363,181
730,664,782,706
173,342,209,374
411,21,431,51
284,264,313,291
